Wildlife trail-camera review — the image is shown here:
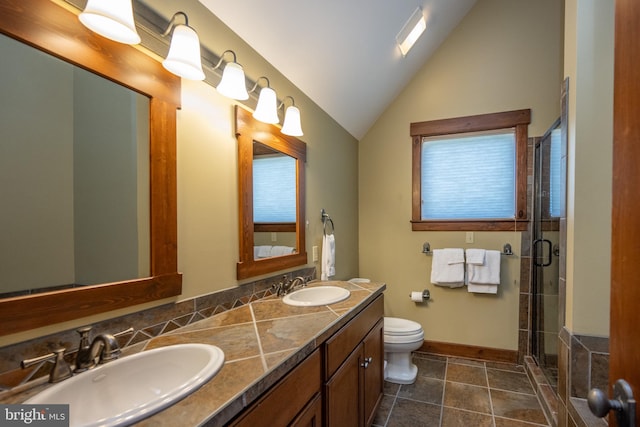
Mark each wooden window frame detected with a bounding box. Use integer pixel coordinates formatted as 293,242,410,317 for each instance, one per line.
411,109,531,231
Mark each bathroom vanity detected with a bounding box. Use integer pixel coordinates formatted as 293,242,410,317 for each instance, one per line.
229,292,384,427
6,281,385,427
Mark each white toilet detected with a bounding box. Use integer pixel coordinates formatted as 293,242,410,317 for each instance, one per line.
347,279,425,385
383,317,425,385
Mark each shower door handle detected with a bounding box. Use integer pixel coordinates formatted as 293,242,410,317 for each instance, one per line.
533,239,553,267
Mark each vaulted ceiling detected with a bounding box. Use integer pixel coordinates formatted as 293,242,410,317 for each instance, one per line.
198,0,477,139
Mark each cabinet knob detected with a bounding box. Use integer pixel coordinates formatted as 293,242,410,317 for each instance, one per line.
361,357,373,368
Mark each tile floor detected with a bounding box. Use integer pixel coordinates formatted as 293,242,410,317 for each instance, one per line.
373,352,550,427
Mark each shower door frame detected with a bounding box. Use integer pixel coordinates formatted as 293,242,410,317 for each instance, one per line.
531,117,562,386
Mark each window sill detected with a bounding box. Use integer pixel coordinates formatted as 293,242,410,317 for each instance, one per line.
411,219,529,231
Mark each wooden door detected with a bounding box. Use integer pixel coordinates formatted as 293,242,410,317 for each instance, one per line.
610,0,640,425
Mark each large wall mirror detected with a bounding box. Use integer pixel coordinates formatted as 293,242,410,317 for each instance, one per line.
235,106,307,279
0,0,181,336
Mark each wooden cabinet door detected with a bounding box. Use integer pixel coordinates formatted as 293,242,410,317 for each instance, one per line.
324,345,363,427
291,393,322,427
362,320,384,427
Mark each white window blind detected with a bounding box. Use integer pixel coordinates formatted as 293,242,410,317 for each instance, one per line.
253,155,296,222
421,131,516,220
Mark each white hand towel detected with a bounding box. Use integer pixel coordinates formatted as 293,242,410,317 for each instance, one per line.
270,246,295,257
467,249,501,294
321,233,336,280
430,248,465,288
256,245,272,259
465,248,486,265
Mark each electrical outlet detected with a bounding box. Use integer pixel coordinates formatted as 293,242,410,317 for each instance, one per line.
465,232,474,243
312,246,319,262
271,232,277,242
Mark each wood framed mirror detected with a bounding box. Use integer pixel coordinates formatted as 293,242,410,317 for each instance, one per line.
0,0,181,336
235,106,307,280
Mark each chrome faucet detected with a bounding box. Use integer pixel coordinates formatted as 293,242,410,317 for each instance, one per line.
73,326,130,373
288,276,308,292
273,275,308,296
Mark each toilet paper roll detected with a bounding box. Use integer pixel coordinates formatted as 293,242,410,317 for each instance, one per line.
411,291,424,302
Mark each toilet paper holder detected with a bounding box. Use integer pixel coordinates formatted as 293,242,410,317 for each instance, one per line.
410,290,431,301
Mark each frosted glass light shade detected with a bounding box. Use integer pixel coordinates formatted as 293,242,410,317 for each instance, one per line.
253,87,279,124
79,0,141,44
216,62,249,100
281,105,304,136
163,24,205,80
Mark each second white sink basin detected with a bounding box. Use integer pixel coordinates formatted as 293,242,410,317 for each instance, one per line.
26,343,224,427
283,285,350,306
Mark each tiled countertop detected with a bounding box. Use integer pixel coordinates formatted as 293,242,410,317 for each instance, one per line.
6,280,385,426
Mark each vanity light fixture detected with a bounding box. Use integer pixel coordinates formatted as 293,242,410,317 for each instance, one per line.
161,12,205,80
396,7,426,56
250,77,279,124
279,96,304,136
212,50,249,100
79,0,141,45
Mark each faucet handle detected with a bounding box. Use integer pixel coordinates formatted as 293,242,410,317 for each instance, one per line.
22,348,73,383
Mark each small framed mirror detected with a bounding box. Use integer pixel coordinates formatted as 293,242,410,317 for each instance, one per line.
235,106,307,279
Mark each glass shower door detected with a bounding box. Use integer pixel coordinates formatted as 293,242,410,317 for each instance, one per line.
531,119,561,389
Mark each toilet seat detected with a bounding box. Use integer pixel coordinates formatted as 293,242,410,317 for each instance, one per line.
384,317,423,335
384,317,424,344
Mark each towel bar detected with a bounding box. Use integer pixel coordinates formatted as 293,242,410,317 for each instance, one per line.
321,208,335,235
422,242,514,256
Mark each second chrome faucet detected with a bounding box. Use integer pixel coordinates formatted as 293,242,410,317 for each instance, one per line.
73,326,132,373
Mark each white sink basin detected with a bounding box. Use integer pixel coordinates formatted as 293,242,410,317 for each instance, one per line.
26,343,224,427
282,285,350,306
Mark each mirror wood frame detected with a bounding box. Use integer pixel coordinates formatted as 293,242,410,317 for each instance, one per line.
235,106,307,280
0,0,182,336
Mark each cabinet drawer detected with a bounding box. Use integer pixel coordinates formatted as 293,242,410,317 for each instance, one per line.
230,349,322,426
324,294,383,379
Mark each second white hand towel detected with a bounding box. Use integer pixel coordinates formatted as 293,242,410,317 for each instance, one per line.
430,248,465,288
467,249,501,294
321,233,336,280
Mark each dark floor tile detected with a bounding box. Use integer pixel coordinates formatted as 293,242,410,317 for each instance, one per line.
495,416,549,426
446,362,488,387
441,407,493,427
488,368,535,394
398,377,444,405
486,360,526,373
386,398,441,427
491,389,548,425
413,352,447,362
448,356,485,367
413,355,447,380
443,381,492,414
384,380,401,396
372,394,396,426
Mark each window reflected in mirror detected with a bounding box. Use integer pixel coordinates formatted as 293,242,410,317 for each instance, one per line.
253,142,297,260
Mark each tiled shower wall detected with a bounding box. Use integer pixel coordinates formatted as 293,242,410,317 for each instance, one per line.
526,81,610,427
0,267,315,391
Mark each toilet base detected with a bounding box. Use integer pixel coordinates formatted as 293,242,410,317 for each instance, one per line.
384,351,418,385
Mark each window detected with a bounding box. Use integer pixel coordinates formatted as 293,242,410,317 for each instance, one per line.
411,109,531,231
253,154,296,223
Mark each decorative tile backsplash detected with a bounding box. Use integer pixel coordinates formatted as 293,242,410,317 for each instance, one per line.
0,267,315,391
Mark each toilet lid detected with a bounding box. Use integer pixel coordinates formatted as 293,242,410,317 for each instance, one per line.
384,317,423,335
